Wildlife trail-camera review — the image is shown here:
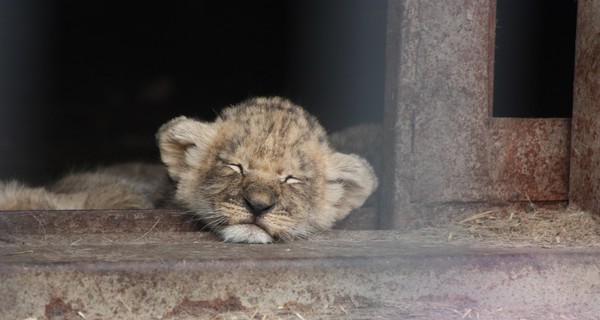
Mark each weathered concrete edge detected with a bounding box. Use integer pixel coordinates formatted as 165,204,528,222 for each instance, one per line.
2,247,599,318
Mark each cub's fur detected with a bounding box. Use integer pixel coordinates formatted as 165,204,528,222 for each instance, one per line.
158,97,377,243
0,97,378,243
0,163,171,210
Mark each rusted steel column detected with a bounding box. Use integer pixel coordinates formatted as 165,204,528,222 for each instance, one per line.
382,0,570,228
570,0,600,214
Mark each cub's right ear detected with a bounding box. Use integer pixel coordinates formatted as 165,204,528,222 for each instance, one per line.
156,116,219,181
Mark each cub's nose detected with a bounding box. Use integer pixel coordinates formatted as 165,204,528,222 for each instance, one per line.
244,197,274,216
242,184,276,216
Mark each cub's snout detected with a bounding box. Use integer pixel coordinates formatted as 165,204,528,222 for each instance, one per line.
242,184,276,217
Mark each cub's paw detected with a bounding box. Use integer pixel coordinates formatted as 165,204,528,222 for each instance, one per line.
218,225,274,244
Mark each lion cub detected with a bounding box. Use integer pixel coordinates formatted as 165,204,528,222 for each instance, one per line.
158,97,378,243
0,97,378,243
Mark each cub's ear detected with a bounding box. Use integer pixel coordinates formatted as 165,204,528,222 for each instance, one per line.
325,152,378,220
156,116,219,181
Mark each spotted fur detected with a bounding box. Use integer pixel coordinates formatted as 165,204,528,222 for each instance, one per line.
158,97,378,243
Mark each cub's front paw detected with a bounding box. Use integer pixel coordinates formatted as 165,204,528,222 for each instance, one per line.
218,225,274,244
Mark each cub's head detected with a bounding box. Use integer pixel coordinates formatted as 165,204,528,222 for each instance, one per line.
157,97,377,243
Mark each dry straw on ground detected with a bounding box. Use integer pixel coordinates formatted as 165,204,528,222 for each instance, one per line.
433,205,600,248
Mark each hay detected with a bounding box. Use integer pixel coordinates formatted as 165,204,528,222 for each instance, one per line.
167,301,592,320
450,206,600,248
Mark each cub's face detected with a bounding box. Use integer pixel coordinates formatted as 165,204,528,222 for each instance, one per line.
158,97,377,243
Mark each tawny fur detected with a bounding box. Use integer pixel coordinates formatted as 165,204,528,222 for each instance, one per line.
158,97,377,243
0,163,171,210
329,123,383,207
0,181,88,210
0,97,378,244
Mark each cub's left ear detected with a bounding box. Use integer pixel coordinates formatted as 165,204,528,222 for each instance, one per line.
326,152,378,219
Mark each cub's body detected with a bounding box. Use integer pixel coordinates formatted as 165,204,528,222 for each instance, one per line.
0,97,377,243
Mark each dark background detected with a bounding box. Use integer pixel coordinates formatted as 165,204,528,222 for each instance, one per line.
0,0,579,185
493,0,577,118
0,0,388,184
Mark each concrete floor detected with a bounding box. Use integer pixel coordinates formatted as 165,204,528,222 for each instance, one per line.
1,210,600,319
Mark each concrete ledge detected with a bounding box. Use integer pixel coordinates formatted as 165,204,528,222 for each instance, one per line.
2,229,600,319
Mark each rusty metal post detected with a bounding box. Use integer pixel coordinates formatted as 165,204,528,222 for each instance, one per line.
570,0,600,214
382,0,571,229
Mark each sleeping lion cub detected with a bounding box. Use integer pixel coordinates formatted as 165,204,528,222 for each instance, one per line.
0,97,378,243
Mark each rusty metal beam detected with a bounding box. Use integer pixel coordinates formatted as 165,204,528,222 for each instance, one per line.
382,0,571,228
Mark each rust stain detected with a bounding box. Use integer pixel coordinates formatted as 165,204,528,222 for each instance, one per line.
44,297,80,320
488,119,570,202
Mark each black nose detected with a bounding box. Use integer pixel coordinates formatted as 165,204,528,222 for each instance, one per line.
244,197,274,216
243,183,277,217
242,184,276,216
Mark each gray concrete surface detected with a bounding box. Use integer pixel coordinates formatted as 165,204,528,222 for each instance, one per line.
2,228,599,319
570,0,600,214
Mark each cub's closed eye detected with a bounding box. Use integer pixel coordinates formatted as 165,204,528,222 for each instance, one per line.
283,176,302,184
226,164,244,174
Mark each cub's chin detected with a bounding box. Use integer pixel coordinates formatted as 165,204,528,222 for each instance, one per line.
218,225,275,244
